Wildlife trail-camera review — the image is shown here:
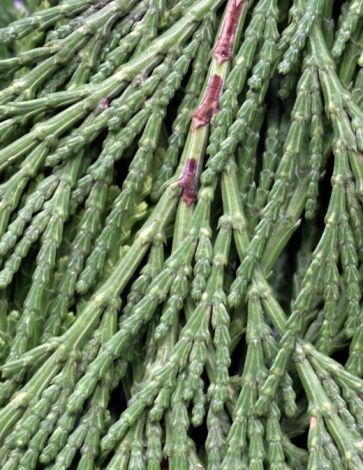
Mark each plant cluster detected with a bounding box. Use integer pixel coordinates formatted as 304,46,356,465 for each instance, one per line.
0,0,362,468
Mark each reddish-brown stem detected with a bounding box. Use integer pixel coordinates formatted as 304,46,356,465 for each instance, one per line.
214,0,246,64
192,74,223,129
178,158,198,205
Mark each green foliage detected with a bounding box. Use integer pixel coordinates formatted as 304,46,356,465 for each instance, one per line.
0,0,362,468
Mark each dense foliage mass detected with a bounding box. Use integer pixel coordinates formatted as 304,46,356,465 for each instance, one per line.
0,0,362,468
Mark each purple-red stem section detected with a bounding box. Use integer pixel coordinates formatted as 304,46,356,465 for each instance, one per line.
99,97,110,110
178,1,246,205
214,0,246,64
192,74,223,129
178,158,198,205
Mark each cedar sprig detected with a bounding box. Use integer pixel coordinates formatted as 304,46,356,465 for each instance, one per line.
0,1,362,468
